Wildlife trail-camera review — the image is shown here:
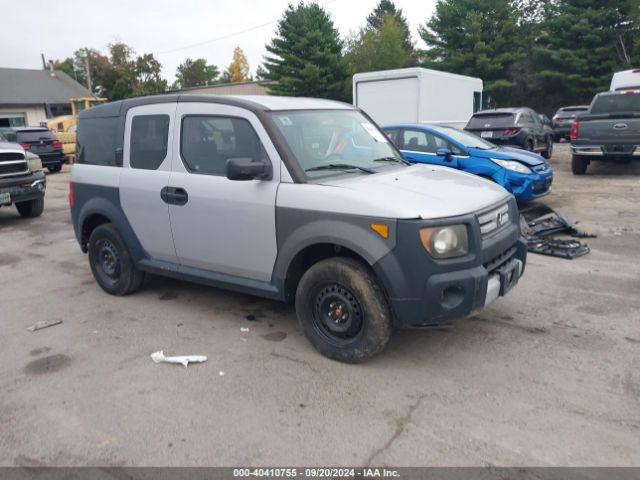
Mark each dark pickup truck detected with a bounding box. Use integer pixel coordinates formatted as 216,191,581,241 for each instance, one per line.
570,90,640,174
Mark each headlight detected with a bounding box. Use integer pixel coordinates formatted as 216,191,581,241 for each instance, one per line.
490,158,532,174
27,155,43,172
419,224,469,259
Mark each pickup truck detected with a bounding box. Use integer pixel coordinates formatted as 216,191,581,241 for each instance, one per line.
570,90,640,174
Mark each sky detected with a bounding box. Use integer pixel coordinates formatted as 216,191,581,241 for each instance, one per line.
1,0,437,83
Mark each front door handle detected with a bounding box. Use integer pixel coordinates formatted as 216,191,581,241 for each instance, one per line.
160,186,189,206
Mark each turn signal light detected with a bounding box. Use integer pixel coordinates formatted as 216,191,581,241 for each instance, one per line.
370,223,389,239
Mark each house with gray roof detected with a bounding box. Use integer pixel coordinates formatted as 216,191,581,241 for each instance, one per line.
0,67,92,127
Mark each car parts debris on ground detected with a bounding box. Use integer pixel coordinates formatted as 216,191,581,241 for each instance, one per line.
520,205,595,259
150,350,207,368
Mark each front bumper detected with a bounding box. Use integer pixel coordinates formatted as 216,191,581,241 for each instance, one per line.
373,199,527,328
0,171,46,205
500,169,553,201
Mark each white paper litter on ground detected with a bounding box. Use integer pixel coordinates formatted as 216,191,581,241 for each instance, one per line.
240,327,250,332
150,350,207,368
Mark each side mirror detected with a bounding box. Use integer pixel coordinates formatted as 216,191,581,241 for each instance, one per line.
225,157,270,181
436,148,454,162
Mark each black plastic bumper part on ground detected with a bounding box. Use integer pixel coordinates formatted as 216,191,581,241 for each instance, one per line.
373,198,527,328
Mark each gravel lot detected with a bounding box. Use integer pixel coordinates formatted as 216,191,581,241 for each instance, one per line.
1,143,639,467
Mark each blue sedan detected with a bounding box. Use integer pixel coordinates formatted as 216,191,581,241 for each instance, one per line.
382,124,553,201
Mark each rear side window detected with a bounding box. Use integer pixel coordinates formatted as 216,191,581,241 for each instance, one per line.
181,116,266,176
467,114,514,129
590,94,640,114
130,115,170,170
77,117,118,166
16,130,56,142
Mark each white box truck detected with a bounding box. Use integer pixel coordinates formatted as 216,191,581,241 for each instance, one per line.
610,69,640,91
353,67,483,128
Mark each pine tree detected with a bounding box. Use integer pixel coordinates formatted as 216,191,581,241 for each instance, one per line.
419,0,524,105
531,0,640,109
263,2,347,100
345,14,412,75
366,0,414,55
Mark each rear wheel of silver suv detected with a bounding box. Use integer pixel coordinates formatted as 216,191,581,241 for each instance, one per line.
295,257,392,363
88,223,145,296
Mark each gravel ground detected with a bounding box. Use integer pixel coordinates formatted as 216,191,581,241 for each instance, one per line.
0,143,639,467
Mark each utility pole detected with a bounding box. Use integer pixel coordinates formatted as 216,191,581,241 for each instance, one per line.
84,51,93,93
40,53,47,70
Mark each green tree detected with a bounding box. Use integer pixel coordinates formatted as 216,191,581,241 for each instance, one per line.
222,47,251,83
174,58,219,88
263,2,347,100
420,0,525,106
133,53,168,97
366,0,414,56
531,0,640,110
51,58,83,83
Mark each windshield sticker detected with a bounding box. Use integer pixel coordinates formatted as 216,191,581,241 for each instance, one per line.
278,116,293,126
361,122,388,143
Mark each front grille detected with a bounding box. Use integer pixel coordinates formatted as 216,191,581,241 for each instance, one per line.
0,152,25,161
477,202,510,237
484,246,517,273
0,156,29,177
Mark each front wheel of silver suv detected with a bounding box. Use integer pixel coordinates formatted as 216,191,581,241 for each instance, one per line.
88,223,145,296
295,257,392,363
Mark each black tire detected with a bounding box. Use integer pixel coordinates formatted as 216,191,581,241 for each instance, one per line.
541,136,553,159
295,257,392,363
15,197,44,218
571,155,588,175
48,164,62,173
525,139,534,151
88,223,145,296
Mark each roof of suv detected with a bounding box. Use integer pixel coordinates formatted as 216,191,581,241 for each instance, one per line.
80,94,354,119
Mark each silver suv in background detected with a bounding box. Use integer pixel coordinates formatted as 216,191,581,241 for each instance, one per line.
70,94,526,362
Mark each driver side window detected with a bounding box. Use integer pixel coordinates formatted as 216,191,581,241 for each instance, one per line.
402,130,447,154
181,116,267,176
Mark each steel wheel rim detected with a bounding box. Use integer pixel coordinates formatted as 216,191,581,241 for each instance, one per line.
96,239,120,284
312,283,364,345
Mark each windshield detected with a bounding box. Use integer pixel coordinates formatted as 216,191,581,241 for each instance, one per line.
268,110,404,178
467,113,515,129
431,126,495,150
591,93,640,114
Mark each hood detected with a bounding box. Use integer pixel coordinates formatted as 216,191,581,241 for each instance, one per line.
467,146,545,166
313,164,511,220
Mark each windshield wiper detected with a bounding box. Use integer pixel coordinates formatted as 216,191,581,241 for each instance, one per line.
373,156,408,165
305,163,376,174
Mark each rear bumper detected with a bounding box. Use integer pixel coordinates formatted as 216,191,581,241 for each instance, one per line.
0,171,46,205
373,199,527,328
38,153,67,166
571,143,640,159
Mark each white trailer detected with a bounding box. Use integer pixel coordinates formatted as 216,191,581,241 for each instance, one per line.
352,67,483,128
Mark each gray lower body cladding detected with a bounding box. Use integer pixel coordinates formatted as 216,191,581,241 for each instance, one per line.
72,182,525,328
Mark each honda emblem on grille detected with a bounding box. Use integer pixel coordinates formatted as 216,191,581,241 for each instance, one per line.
496,211,506,227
